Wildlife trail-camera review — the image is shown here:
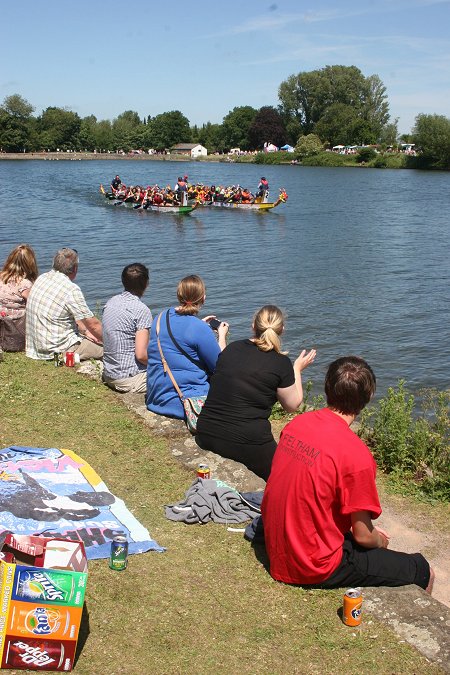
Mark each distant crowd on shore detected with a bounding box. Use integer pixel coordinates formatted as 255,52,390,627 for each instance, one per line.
0,242,434,597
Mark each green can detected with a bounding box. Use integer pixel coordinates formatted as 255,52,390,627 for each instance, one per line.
109,535,128,571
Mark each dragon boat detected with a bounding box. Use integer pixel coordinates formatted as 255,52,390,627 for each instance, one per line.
208,196,285,210
100,185,197,215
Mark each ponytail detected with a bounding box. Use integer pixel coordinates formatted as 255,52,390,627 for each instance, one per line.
252,305,286,354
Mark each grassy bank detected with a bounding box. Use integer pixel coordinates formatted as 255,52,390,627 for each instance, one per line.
0,355,444,675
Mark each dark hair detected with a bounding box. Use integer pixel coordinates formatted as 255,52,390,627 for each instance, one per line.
121,263,149,296
325,356,376,416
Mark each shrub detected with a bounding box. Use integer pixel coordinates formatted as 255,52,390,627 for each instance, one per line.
373,155,387,168
295,133,323,158
301,152,352,167
361,382,450,501
254,151,292,164
356,147,377,163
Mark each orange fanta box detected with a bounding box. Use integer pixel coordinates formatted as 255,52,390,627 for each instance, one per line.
6,601,82,641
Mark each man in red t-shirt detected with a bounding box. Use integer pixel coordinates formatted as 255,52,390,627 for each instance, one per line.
261,356,434,592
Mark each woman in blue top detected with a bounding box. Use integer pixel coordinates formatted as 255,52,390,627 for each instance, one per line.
146,275,229,419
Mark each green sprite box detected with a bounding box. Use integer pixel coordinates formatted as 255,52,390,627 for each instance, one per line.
11,567,86,607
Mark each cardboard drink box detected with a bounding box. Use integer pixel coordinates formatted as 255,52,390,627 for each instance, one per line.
0,535,87,671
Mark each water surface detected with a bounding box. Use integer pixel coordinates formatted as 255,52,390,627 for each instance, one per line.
1,159,449,398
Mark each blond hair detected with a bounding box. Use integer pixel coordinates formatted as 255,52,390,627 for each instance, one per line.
0,244,38,284
252,305,286,354
176,275,206,315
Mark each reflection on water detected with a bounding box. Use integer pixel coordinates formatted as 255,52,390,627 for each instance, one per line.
1,159,449,398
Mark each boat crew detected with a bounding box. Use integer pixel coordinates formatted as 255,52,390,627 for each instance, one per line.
174,176,188,205
256,177,269,202
111,175,122,194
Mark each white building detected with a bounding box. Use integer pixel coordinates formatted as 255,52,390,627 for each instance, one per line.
171,143,208,158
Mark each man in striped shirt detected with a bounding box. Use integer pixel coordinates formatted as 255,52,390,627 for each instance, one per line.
26,248,103,361
102,263,152,394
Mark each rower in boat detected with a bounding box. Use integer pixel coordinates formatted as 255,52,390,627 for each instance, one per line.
111,175,122,194
255,177,269,203
174,176,188,206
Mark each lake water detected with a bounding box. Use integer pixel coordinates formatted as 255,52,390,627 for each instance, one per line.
1,159,449,399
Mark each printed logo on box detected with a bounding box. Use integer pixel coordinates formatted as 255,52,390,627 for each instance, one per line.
13,566,86,607
25,607,61,635
8,601,82,640
1,635,76,671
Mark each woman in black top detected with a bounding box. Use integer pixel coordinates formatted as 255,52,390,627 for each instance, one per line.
196,305,316,481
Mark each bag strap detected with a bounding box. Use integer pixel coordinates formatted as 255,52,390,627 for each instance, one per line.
165,310,204,370
156,312,185,402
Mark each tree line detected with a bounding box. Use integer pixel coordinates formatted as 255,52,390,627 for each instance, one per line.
1,65,449,168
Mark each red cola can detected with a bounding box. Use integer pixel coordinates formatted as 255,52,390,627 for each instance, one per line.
65,351,75,367
197,463,211,479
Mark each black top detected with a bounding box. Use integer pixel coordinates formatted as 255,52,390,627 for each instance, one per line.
197,339,295,445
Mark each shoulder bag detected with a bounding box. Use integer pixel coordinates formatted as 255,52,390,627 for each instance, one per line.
155,311,207,434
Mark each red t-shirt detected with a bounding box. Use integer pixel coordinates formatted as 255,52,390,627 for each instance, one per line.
261,408,382,585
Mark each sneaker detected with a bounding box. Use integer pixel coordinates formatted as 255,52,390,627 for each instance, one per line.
0,347,3,362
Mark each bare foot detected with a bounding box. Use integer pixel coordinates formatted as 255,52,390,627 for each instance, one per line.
426,566,435,594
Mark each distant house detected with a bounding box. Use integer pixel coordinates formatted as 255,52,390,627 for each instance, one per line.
171,143,207,157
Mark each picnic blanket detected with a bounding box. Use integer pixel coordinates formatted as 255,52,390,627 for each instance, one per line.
0,446,164,558
165,478,261,524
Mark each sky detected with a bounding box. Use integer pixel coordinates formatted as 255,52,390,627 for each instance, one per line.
2,0,449,135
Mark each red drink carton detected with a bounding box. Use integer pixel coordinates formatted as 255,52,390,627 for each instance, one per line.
1,636,76,671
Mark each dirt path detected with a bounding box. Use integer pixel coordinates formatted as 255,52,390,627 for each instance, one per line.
376,490,450,608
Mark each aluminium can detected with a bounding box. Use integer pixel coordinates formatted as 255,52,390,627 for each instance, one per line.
343,588,363,626
53,352,63,367
109,535,128,571
197,463,211,479
65,351,75,367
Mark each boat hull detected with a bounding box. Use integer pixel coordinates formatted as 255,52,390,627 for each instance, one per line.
208,199,282,210
101,190,197,214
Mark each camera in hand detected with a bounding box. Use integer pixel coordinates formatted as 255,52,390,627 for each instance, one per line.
208,318,222,330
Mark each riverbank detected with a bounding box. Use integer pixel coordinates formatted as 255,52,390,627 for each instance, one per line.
0,151,225,162
0,353,449,674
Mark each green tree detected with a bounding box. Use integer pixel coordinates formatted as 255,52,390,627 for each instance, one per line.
278,66,390,142
78,115,98,151
315,103,364,146
248,106,286,150
38,107,81,150
363,74,390,140
295,133,323,158
412,113,450,168
222,106,257,150
112,110,143,151
379,118,399,147
147,111,191,150
0,94,35,151
93,120,114,152
193,122,226,153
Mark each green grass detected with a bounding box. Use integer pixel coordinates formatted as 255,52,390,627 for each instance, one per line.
0,355,444,675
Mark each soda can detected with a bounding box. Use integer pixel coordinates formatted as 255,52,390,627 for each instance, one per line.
65,351,75,367
343,588,363,626
109,535,128,571
197,463,211,479
53,352,63,367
